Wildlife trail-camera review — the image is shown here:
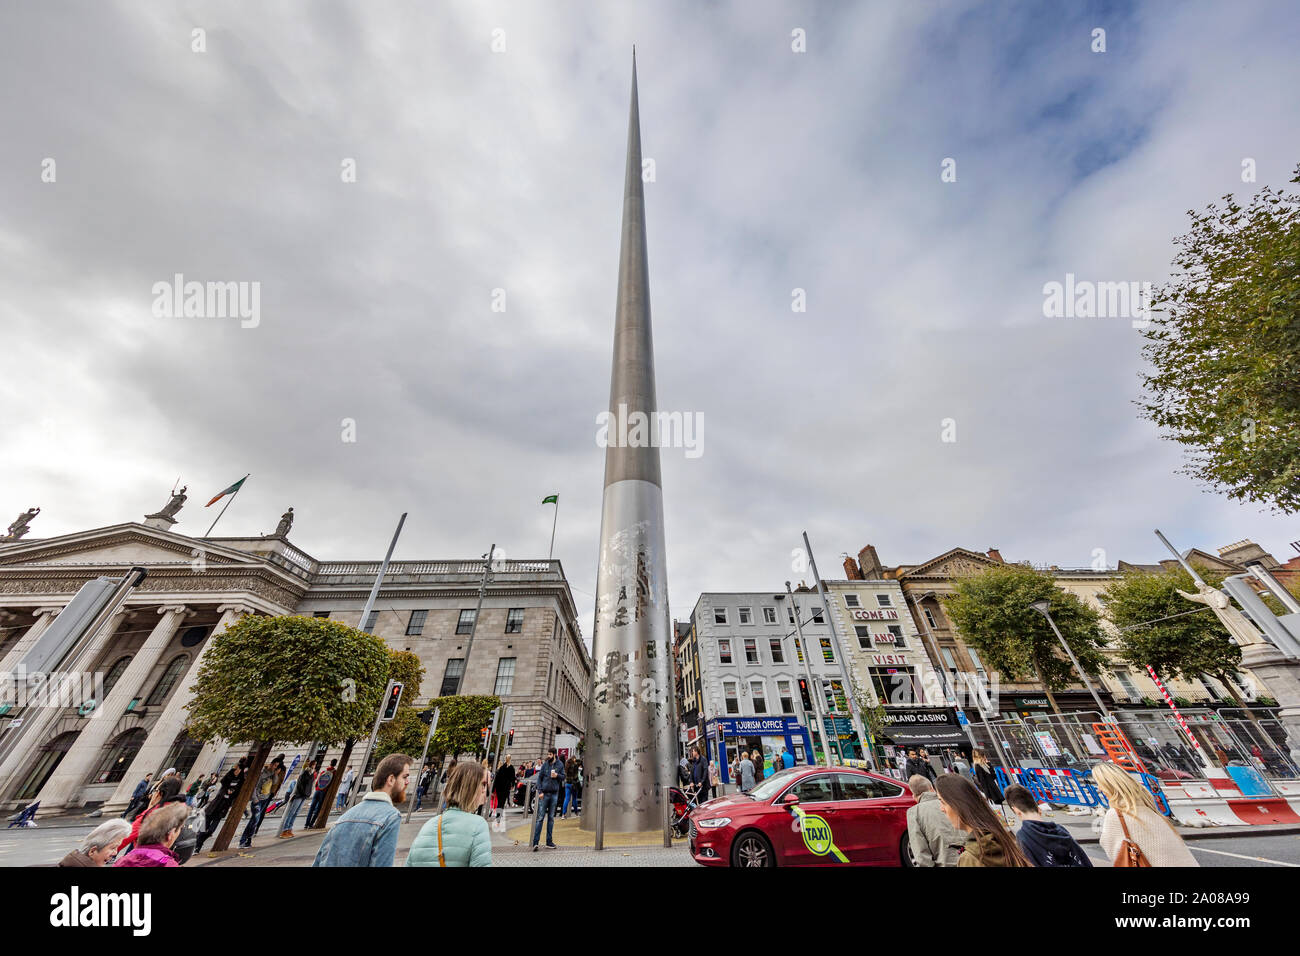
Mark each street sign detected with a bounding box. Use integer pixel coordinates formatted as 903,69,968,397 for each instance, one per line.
956,710,969,726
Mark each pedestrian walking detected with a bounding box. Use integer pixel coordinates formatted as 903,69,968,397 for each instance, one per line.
406,759,492,867
688,747,709,804
530,747,563,851
781,747,795,770
971,749,1004,809
336,765,355,811
312,753,411,867
123,773,153,820
677,755,691,787
1004,784,1092,867
119,776,181,854
60,819,132,867
708,759,719,799
951,751,971,777
306,759,336,828
525,759,542,815
195,758,246,854
239,753,286,848
752,749,764,784
934,774,1031,867
905,775,965,867
114,803,190,868
904,748,934,783
491,755,516,829
1091,761,1197,867
738,750,756,792
278,759,316,838
561,756,580,818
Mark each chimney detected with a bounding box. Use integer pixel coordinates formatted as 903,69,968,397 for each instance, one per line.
843,555,864,580
987,548,1003,563
857,545,883,579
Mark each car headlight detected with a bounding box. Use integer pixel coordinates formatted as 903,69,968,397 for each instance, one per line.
696,817,731,828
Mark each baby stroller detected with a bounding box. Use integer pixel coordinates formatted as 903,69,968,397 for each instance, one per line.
668,783,702,837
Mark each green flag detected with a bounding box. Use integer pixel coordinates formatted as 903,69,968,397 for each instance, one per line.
542,494,558,504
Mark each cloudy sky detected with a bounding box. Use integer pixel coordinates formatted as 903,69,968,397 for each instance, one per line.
3,1,1298,644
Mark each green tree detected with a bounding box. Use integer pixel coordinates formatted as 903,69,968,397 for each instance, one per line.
1103,568,1261,716
943,564,1107,716
422,694,501,764
1139,165,1300,512
185,615,392,851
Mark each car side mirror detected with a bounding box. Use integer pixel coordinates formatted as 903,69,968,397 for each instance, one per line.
781,792,800,812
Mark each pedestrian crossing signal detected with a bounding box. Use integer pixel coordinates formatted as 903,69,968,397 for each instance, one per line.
798,678,813,712
508,729,514,745
381,681,403,721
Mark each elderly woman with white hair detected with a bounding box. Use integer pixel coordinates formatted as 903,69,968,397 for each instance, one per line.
59,818,132,867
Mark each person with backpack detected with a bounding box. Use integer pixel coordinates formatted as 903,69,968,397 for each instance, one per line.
1004,784,1092,867
1092,761,1197,867
406,760,492,867
239,754,286,848
306,758,336,828
279,759,317,838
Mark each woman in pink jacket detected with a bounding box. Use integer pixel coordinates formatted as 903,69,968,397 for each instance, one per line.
115,803,189,867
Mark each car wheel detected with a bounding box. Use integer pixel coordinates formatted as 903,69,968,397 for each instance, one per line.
731,830,775,868
899,832,914,868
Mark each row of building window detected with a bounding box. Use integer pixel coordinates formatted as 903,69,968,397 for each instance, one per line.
316,607,527,636
717,635,838,666
710,605,825,626
437,657,517,698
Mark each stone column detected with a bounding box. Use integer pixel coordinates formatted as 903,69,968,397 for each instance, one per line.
35,605,191,811
106,603,252,809
0,606,64,676
0,607,131,800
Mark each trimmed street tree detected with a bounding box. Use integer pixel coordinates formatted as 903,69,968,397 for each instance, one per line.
422,693,501,766
1102,568,1260,717
1139,165,1300,512
185,615,392,852
943,564,1108,716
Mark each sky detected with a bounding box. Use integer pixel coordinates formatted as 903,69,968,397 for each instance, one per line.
2,1,1298,648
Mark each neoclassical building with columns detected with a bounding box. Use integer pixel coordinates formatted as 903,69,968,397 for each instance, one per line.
0,517,589,815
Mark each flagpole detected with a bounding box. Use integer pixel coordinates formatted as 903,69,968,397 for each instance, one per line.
204,474,249,537
548,498,559,561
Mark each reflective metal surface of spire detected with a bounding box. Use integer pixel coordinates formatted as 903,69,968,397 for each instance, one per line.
582,52,677,833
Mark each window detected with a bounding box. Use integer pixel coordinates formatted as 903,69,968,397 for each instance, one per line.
719,639,732,664
869,665,919,705
724,682,739,714
751,681,767,714
92,729,148,785
835,773,904,800
145,655,189,707
791,774,835,804
495,658,516,696
505,608,524,634
406,610,428,636
923,607,939,630
855,626,872,650
967,646,986,677
101,656,132,697
456,610,476,634
845,594,861,608
713,608,728,625
1197,675,1220,700
941,648,958,674
787,606,795,624
769,638,784,663
794,639,805,664
363,610,380,632
812,608,825,624
744,638,758,664
440,658,465,696
820,638,834,663
738,607,753,625
1112,668,1140,700
826,679,847,712
763,607,777,625
888,625,906,649
312,611,331,619
778,680,793,713
876,593,892,607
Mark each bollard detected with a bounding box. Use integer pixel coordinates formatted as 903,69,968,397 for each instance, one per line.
663,785,672,847
594,788,606,851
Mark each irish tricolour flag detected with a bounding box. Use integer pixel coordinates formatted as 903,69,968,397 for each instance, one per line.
206,476,248,507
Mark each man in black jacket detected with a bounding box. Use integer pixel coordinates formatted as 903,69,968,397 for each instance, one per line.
688,746,709,802
278,760,316,838
530,748,563,851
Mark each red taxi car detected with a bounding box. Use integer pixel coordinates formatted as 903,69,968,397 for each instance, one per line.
688,765,916,867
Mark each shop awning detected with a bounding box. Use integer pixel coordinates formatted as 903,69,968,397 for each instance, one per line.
885,728,968,746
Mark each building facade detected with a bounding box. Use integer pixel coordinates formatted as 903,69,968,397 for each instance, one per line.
0,518,588,814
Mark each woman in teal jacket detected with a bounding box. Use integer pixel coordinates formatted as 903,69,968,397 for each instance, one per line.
406,760,492,867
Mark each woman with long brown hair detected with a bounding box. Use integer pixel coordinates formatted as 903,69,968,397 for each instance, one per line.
935,774,1032,867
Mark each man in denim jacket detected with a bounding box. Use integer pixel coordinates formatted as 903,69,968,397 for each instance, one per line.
312,753,411,867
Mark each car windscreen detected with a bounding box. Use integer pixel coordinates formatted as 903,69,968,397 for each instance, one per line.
745,768,798,800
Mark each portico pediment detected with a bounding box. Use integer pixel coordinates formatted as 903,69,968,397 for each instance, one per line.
900,548,1002,580
0,524,250,570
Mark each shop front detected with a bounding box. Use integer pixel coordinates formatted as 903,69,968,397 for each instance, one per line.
706,715,813,784
877,707,970,779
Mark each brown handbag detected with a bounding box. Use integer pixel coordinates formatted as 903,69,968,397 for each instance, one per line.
1112,811,1152,867
436,813,446,867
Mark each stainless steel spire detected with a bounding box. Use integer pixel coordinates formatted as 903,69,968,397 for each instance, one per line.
582,52,677,833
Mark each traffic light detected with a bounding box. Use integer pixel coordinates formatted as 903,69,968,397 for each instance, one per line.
480,726,489,743
798,678,812,712
507,729,514,746
380,681,403,721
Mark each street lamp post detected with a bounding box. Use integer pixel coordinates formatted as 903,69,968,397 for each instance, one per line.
1028,599,1114,724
